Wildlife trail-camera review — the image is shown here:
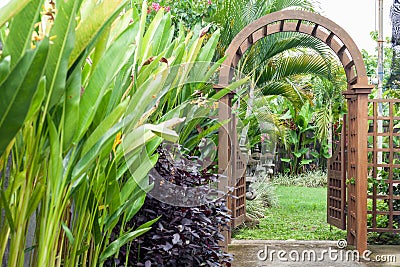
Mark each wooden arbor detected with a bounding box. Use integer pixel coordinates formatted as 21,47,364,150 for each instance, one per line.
217,10,373,253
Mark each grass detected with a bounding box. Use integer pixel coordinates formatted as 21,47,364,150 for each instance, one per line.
233,186,347,240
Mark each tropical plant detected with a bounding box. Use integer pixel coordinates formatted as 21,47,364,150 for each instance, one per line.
208,0,340,166
145,22,249,159
209,0,317,59
246,176,278,220
312,66,347,155
0,0,233,266
106,145,232,266
277,101,320,175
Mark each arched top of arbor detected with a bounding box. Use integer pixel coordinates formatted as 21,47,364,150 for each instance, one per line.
218,10,372,91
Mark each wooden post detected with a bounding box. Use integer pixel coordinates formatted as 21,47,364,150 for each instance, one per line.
354,88,370,254
216,86,232,250
345,86,372,254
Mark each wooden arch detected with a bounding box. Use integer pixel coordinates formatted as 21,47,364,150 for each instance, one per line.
217,10,374,253
218,10,370,90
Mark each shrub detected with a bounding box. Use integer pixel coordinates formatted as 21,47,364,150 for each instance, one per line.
246,176,278,219
106,145,232,266
273,170,327,187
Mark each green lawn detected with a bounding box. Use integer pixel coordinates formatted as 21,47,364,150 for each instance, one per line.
232,186,347,240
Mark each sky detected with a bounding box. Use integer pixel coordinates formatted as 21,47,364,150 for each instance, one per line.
318,0,392,53
0,0,393,53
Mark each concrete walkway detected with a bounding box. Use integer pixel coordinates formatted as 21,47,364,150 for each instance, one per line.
229,240,400,266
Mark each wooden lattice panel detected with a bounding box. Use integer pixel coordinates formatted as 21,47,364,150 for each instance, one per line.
231,135,247,228
232,176,246,228
367,99,400,233
327,116,347,230
347,97,359,244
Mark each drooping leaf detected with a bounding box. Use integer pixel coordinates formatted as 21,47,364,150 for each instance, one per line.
0,39,49,155
74,23,137,142
2,0,42,68
47,115,63,196
99,227,152,262
0,56,11,85
0,0,31,28
63,56,83,150
81,99,128,156
69,0,129,67
26,182,45,218
61,221,75,245
25,76,46,121
46,0,82,107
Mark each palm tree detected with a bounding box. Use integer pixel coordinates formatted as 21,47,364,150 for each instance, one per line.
312,67,347,156
211,4,338,151
210,0,317,59
209,0,343,174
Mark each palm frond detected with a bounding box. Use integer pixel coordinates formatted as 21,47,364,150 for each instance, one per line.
259,80,306,107
210,0,318,58
267,0,316,13
315,106,332,139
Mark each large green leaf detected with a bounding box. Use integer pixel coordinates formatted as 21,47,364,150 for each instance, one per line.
0,0,31,28
46,0,82,108
74,24,137,142
81,99,128,156
107,9,133,47
25,76,46,121
2,0,42,68
140,8,166,62
120,153,158,203
122,118,183,158
71,120,124,187
63,56,83,150
69,0,128,67
125,66,169,127
0,39,49,155
99,227,151,262
47,115,63,196
0,56,11,85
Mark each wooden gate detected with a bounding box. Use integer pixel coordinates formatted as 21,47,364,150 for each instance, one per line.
327,116,347,230
327,98,400,247
229,114,247,229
